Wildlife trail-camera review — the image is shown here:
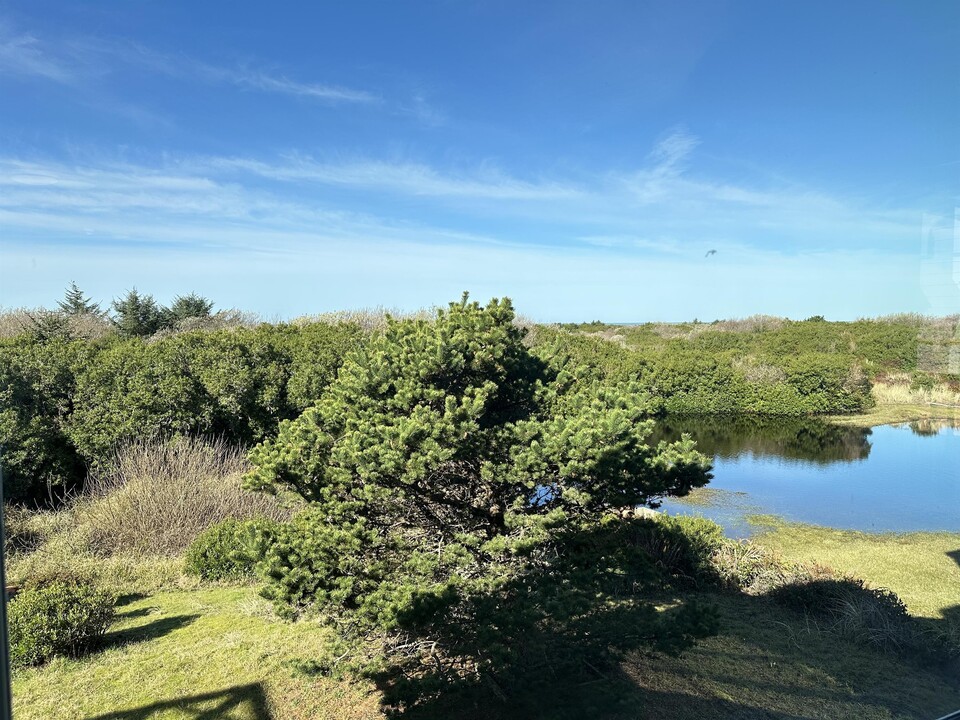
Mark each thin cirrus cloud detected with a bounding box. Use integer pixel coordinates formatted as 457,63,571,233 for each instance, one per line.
200,156,581,200
0,23,379,106
0,26,74,83
0,136,933,319
0,130,922,261
120,43,380,105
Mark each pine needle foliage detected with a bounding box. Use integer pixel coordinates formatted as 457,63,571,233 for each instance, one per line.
57,282,102,317
245,294,715,705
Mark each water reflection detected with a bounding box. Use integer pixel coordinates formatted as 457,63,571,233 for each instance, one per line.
649,415,872,465
904,418,960,437
655,419,960,533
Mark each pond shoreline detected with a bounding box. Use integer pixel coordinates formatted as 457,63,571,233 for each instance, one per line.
827,401,960,428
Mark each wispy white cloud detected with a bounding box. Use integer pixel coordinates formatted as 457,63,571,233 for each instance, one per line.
0,140,933,319
0,26,73,83
0,131,928,321
0,24,379,105
199,155,580,200
395,93,447,127
0,133,923,260
226,69,377,103
650,128,700,170
120,44,379,104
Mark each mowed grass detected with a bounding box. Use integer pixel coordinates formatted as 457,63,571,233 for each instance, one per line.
749,516,960,619
12,583,960,720
12,587,383,720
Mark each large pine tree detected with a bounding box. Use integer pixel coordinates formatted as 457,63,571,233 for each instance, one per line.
246,295,715,703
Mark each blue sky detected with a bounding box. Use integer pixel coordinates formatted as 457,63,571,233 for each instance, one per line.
0,1,957,321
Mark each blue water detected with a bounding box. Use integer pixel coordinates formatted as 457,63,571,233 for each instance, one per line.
655,418,960,534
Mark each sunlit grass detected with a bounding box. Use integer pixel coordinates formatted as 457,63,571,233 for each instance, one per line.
749,515,960,619
872,378,960,407
12,588,383,720
13,585,960,720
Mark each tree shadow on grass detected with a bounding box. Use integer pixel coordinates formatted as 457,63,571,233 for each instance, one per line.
113,606,159,621
395,589,960,720
946,548,960,570
357,523,960,719
85,682,270,720
115,593,149,607
99,613,200,650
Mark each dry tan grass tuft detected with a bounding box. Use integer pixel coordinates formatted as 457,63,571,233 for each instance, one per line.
871,378,960,407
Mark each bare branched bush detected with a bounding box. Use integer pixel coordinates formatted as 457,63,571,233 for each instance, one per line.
646,315,787,340
0,308,39,338
583,329,628,346
0,307,114,340
172,309,261,333
292,306,435,333
82,436,294,555
732,357,787,385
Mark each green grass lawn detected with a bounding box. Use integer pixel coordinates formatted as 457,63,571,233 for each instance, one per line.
12,588,383,720
12,583,960,720
749,516,960,619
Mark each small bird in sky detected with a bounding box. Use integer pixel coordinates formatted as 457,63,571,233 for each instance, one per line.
705,249,717,257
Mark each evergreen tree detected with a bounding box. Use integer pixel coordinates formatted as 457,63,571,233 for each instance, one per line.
246,294,715,702
164,293,214,326
110,289,164,337
57,282,101,316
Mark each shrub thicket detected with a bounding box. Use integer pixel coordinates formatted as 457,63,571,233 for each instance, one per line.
536,328,877,416
0,336,89,502
0,295,951,502
185,517,281,581
0,322,362,501
9,579,115,668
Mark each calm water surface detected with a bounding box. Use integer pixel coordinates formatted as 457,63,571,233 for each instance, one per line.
652,415,960,535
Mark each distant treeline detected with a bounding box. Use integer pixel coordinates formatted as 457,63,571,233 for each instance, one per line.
0,287,956,503
543,314,958,417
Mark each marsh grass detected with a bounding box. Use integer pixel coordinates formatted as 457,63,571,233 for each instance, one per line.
872,376,960,407
749,516,960,620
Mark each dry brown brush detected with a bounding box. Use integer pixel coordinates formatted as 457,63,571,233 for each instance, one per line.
83,436,293,555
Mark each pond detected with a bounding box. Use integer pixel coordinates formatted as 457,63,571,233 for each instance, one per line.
650,415,960,536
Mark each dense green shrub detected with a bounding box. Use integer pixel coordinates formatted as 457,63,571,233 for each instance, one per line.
285,322,365,410
9,579,115,668
0,337,89,502
67,324,362,465
185,517,281,581
538,322,881,416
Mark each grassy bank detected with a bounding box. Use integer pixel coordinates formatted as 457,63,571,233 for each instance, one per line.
828,402,960,428
828,379,960,427
12,583,960,720
750,516,960,620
